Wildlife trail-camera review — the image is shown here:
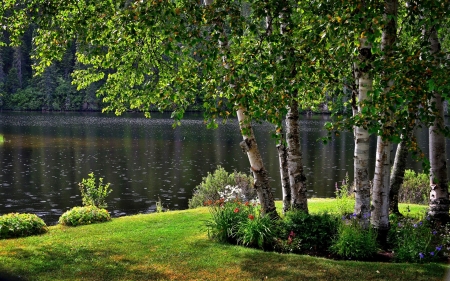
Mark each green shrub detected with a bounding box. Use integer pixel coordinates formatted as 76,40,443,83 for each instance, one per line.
189,166,254,208
59,206,111,226
399,170,429,204
331,214,378,260
79,172,112,208
281,210,340,253
389,216,444,263
0,213,48,239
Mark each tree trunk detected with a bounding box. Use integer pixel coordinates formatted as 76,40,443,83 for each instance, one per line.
427,25,449,222
353,38,372,227
371,137,392,239
371,0,397,242
389,132,411,215
237,107,279,219
286,99,308,213
276,127,291,214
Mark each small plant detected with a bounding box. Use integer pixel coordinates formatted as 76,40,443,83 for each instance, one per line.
79,172,112,208
389,216,444,263
189,166,255,208
331,214,378,260
334,173,354,216
59,206,111,226
0,213,48,239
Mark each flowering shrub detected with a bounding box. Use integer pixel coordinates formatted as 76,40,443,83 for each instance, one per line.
189,166,254,209
0,213,48,239
331,214,378,259
59,206,111,227
389,216,444,263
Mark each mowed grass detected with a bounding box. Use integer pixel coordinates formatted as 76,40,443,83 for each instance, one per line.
0,199,448,281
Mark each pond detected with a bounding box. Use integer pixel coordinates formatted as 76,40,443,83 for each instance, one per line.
0,111,442,224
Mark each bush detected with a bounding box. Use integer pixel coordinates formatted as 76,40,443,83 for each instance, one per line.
280,210,340,253
389,215,444,263
331,214,378,260
189,166,255,208
398,170,429,205
59,206,111,226
79,172,112,208
0,213,48,239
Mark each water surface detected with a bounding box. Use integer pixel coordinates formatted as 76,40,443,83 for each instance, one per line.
0,112,441,224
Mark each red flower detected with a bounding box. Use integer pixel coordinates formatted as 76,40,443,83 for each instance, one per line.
248,214,254,220
234,207,239,213
245,201,249,206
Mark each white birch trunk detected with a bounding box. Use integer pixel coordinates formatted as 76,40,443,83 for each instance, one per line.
427,25,449,221
237,107,278,218
276,128,291,214
286,99,308,212
353,46,371,227
371,0,397,239
371,137,392,233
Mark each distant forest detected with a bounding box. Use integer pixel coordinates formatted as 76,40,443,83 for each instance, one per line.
0,24,109,111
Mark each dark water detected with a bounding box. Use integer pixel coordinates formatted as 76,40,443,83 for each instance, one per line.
0,111,442,224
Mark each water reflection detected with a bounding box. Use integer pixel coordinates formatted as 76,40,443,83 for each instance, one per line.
0,112,444,224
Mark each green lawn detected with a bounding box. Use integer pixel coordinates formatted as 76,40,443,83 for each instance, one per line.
0,199,448,281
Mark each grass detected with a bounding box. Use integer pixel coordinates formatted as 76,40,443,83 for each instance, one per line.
0,199,448,281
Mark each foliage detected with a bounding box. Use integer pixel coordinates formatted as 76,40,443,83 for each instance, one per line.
399,170,430,205
58,206,111,227
331,214,379,260
389,215,445,263
189,166,254,209
334,173,354,216
0,213,48,239
280,210,340,253
78,172,112,209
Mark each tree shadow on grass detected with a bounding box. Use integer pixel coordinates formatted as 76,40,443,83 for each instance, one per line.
1,244,171,281
236,251,448,281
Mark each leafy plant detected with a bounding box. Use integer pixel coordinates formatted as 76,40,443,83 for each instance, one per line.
79,172,112,208
189,166,254,209
389,216,444,263
236,207,274,249
331,214,378,259
205,200,256,244
281,210,340,253
58,206,111,226
0,213,48,239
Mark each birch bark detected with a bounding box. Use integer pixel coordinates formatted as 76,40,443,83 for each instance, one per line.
427,24,449,222
237,107,278,218
353,38,372,227
371,0,397,239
